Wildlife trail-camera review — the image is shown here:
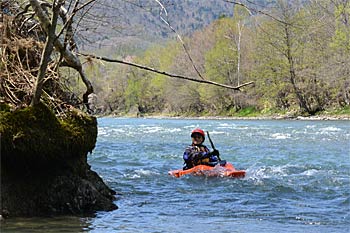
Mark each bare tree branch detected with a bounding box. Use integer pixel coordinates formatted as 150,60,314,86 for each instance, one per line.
154,0,206,81
223,0,289,25
30,0,62,106
28,0,94,109
78,52,254,91
57,0,97,40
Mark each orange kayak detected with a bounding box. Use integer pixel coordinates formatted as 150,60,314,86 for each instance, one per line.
168,162,245,178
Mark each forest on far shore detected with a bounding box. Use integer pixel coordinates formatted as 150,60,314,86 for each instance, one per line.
67,1,349,117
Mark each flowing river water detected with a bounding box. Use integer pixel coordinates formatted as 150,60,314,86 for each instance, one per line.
1,118,349,232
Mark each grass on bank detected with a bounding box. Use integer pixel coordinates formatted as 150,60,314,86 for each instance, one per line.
92,104,350,119
320,106,350,116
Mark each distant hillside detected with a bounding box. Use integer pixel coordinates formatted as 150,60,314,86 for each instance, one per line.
78,0,236,53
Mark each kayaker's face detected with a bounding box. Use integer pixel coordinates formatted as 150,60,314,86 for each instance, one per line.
192,133,204,145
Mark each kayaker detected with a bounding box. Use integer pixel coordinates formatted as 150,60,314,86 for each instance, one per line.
183,128,220,170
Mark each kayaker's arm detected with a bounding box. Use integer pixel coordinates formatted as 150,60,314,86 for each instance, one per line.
206,131,221,161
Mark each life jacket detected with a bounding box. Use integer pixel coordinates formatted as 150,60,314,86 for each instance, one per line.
193,145,210,165
183,144,210,169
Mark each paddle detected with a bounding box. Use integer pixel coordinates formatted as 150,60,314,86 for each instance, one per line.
206,131,222,161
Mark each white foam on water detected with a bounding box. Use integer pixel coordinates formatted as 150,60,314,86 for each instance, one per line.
321,126,342,132
98,127,127,137
166,128,182,133
136,126,183,135
111,128,126,133
306,125,316,129
316,127,342,136
301,169,319,176
217,123,238,129
184,125,199,129
142,126,163,133
98,128,108,136
246,164,294,180
123,173,141,179
209,130,226,135
123,169,160,179
270,133,291,139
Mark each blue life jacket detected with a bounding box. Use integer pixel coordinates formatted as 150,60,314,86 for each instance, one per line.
183,144,218,170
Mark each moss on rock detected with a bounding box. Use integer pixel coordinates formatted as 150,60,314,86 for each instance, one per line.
0,103,97,174
0,103,117,217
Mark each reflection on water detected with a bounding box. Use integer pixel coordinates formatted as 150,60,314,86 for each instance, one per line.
1,216,92,232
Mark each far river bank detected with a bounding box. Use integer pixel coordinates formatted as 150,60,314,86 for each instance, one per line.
97,112,350,121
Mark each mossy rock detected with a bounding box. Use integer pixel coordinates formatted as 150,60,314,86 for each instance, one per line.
0,103,97,175
0,103,117,217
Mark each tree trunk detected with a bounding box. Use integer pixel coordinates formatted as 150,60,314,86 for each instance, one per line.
284,24,310,113
29,0,93,110
236,21,243,86
30,0,61,106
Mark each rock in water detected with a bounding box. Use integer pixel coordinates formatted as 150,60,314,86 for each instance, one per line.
0,103,117,217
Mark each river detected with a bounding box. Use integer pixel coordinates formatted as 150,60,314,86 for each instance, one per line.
1,118,349,232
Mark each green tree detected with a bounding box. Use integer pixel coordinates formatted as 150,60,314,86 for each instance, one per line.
202,7,252,113
255,0,333,115
331,1,350,51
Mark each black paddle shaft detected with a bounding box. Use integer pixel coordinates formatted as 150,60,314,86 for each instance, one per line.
206,131,221,161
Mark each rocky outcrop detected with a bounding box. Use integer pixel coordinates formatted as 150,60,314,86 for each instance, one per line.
0,103,117,217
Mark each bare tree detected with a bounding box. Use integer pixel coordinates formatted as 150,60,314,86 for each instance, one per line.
22,0,95,109
30,0,62,106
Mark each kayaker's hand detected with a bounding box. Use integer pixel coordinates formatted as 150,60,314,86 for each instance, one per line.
211,149,220,156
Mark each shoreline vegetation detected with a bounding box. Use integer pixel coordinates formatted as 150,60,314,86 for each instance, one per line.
140,115,350,121
97,108,350,121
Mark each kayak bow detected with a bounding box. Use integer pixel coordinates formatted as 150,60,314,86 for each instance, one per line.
168,162,245,178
